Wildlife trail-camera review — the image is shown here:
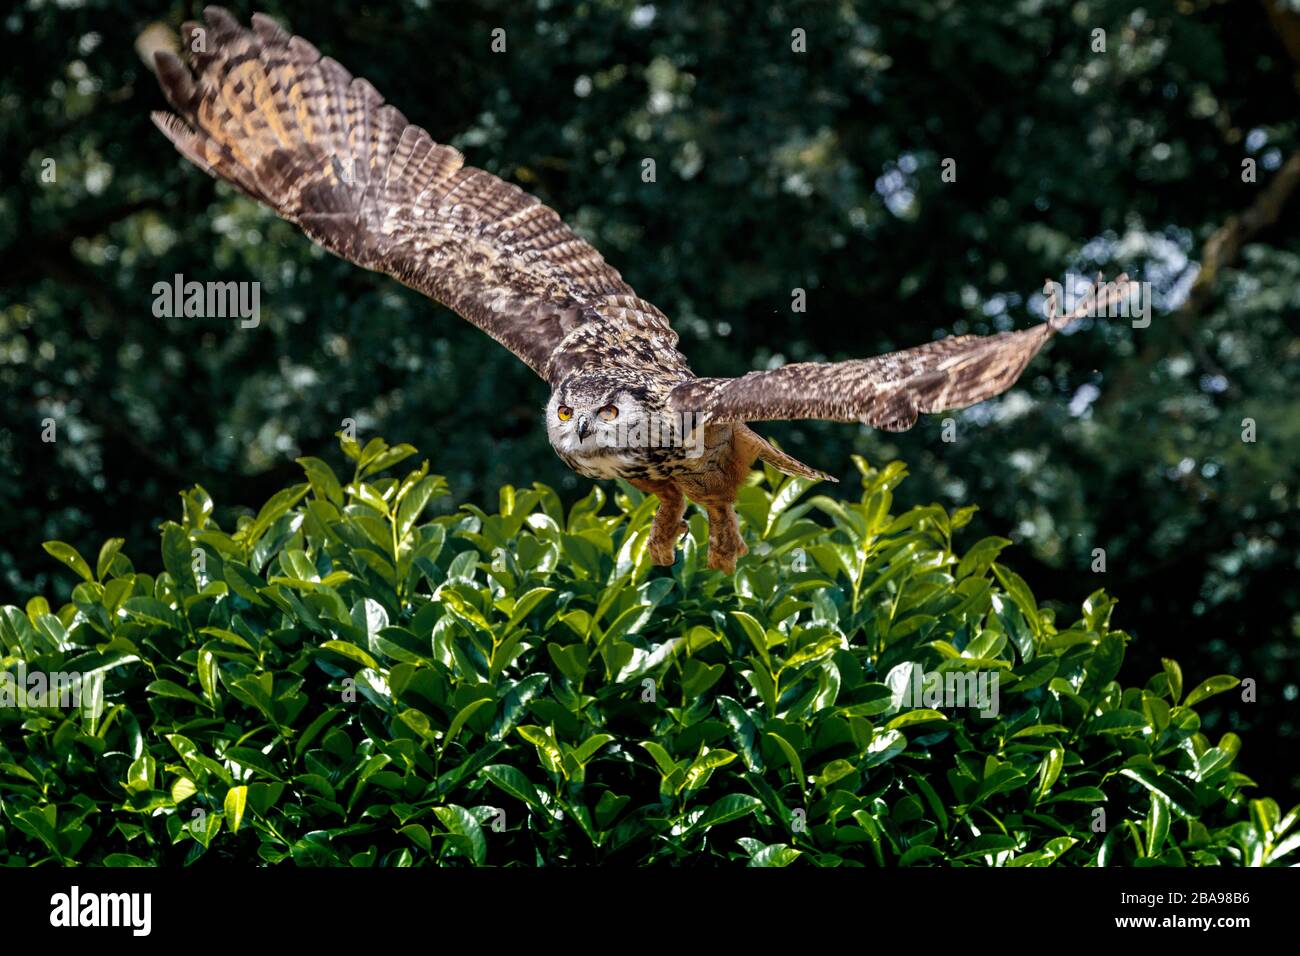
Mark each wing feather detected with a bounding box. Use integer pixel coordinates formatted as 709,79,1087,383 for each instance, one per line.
671,278,1132,431
150,6,674,380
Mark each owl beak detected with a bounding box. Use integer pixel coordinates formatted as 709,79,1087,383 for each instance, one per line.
577,415,591,441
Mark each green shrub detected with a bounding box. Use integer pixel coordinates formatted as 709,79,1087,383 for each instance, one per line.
2,436,1295,867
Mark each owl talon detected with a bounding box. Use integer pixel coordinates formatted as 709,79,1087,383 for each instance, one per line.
705,535,746,572
648,538,678,566
706,548,738,574
635,483,688,568
703,501,746,573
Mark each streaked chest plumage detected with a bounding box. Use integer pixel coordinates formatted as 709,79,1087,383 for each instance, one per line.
555,422,737,483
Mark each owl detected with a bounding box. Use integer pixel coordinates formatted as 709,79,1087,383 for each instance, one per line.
151,8,1129,573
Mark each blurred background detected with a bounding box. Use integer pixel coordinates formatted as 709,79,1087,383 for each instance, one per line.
0,0,1296,800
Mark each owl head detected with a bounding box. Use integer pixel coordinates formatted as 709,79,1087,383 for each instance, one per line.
545,374,649,457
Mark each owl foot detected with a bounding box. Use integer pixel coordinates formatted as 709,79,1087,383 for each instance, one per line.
642,489,689,566
648,533,678,567
706,549,735,573
706,536,748,573
704,503,747,573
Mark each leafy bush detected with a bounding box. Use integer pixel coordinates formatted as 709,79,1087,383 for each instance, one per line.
2,437,1295,867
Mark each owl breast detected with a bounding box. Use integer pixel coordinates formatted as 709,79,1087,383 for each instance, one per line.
558,448,642,480
553,422,736,483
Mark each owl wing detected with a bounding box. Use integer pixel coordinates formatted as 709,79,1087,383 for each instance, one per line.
149,7,674,381
670,279,1131,430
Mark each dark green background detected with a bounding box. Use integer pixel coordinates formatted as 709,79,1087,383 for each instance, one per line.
1,0,1296,799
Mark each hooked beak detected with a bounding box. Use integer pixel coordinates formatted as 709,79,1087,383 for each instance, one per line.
577,415,591,441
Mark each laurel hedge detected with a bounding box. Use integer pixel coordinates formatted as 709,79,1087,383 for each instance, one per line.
1,436,1295,866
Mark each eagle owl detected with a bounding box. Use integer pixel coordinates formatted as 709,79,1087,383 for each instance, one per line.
151,8,1124,573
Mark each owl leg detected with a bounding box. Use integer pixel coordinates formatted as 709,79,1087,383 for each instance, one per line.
699,428,763,572
630,479,688,566
703,502,748,573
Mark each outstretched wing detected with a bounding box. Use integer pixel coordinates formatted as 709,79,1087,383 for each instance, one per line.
670,279,1132,431
150,6,674,381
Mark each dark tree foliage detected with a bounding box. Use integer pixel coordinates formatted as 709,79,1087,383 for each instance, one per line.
1,0,1297,801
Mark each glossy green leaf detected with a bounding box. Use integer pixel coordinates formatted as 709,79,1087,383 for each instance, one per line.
42,541,93,582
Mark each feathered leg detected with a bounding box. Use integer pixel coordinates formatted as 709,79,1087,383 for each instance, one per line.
630,479,688,566
703,502,748,573
676,425,758,573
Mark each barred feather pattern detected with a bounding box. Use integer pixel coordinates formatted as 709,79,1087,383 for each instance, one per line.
670,278,1133,432
151,6,677,381
670,325,1055,432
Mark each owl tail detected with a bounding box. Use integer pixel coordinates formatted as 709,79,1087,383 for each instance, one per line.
740,426,837,483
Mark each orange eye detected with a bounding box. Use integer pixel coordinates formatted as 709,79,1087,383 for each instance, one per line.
597,404,619,421
557,405,573,422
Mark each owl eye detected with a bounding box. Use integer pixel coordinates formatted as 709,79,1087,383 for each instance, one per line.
597,404,619,422
557,405,573,422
